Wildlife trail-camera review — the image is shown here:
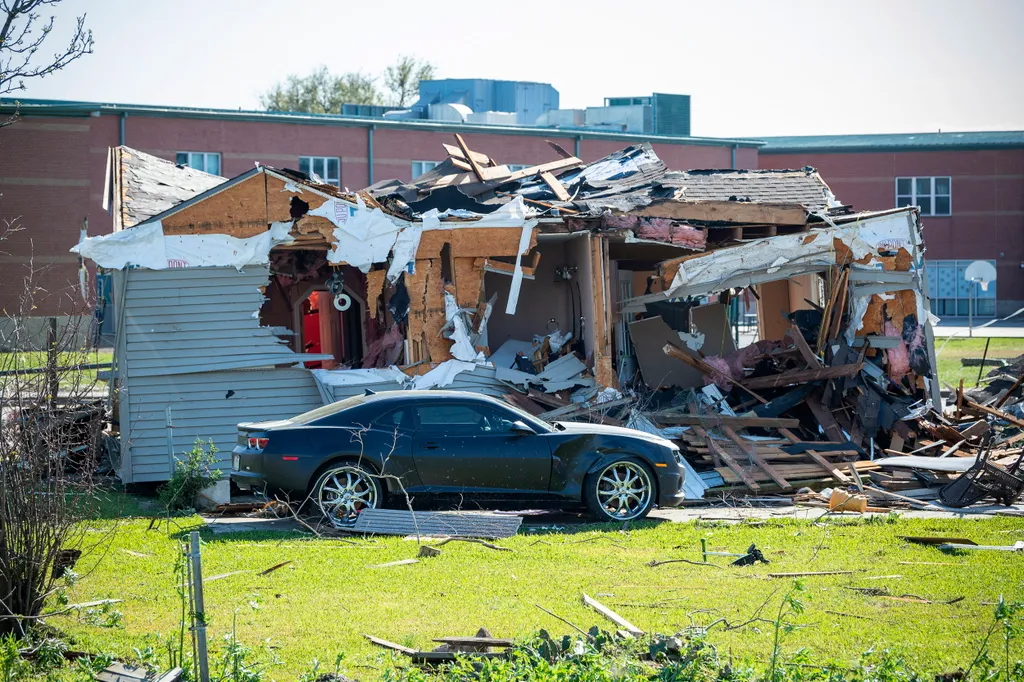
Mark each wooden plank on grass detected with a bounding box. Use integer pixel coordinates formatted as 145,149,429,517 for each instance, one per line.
583,593,644,635
364,634,416,654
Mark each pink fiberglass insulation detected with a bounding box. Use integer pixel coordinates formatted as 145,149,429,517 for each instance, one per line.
602,215,639,229
884,320,911,379
634,218,706,250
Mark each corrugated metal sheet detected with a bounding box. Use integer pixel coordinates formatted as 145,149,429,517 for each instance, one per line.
117,265,328,483
350,509,523,538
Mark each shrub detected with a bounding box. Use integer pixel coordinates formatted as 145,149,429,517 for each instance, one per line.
158,439,222,510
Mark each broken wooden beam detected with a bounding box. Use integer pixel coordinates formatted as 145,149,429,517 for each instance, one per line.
654,413,800,428
662,343,769,404
741,362,863,390
582,593,644,635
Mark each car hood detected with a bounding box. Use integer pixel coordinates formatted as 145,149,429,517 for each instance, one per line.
238,419,294,431
553,421,676,449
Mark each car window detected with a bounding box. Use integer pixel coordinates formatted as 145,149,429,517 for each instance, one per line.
376,406,411,432
414,403,516,435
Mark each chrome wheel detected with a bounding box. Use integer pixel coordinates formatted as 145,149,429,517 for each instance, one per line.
316,466,379,526
594,461,653,521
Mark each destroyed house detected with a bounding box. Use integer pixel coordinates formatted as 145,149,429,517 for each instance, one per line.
75,141,939,486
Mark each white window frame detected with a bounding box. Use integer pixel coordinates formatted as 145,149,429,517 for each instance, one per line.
411,160,440,178
176,151,221,176
299,156,341,187
895,176,951,216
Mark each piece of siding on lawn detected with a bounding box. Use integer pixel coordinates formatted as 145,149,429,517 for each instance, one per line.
115,265,329,483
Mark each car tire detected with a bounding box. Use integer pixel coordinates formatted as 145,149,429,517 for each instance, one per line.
311,462,383,528
584,457,656,522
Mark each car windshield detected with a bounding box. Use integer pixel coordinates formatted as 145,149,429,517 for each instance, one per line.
289,395,366,424
499,400,554,433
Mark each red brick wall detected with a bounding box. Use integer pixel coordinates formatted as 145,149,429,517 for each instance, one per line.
0,110,756,322
761,148,1024,317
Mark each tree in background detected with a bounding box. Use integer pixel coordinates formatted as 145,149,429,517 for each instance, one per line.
383,55,435,107
0,0,94,128
261,56,436,114
260,65,380,114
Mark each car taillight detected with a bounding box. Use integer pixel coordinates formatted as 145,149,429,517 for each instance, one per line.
248,437,269,450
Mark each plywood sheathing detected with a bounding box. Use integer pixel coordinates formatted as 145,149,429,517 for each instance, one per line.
417,227,536,259
366,270,386,318
454,258,484,309
405,266,428,364
591,235,618,389
422,259,453,363
858,289,917,338
158,173,340,245
160,173,270,237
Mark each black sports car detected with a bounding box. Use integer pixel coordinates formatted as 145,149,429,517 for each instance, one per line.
231,390,686,525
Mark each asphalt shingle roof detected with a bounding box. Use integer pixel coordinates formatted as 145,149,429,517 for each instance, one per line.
659,168,835,211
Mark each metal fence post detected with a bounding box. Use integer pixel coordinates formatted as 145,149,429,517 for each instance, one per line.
189,531,210,682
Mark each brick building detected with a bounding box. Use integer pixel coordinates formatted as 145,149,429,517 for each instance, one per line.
0,98,758,340
1,97,1022,342
760,132,1024,318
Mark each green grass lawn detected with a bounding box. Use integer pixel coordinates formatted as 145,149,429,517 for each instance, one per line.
933,337,1021,389
0,349,112,389
53,509,1024,680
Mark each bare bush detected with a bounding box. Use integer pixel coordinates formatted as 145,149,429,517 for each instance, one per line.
0,250,110,636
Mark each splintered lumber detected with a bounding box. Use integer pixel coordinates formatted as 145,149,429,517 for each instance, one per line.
454,133,487,182
804,393,847,442
503,157,582,183
433,636,514,648
741,363,863,390
365,635,417,655
655,413,800,429
546,139,574,159
788,324,822,369
583,593,644,635
962,396,1024,430
693,425,761,491
540,171,571,201
778,427,849,483
995,371,1024,408
662,343,769,404
720,425,792,489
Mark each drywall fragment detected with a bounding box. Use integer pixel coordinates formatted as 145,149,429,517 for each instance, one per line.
505,223,536,315
410,359,479,389
678,331,705,351
388,210,431,283
314,196,406,273
311,368,409,387
444,292,485,363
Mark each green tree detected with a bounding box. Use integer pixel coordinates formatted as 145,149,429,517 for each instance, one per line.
260,65,381,114
383,55,435,107
261,57,436,114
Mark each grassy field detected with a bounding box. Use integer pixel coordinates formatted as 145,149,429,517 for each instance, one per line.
53,508,1024,680
933,337,1020,389
0,349,113,388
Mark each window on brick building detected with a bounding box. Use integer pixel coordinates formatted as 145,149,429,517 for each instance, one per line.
176,151,221,176
299,156,341,187
896,176,951,216
411,160,439,178
925,259,997,317
507,164,529,172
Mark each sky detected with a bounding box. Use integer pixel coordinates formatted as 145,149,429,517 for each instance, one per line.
15,0,1024,138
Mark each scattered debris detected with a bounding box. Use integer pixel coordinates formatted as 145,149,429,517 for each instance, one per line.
351,509,523,539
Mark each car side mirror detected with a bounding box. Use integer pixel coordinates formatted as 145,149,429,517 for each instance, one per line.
510,420,535,435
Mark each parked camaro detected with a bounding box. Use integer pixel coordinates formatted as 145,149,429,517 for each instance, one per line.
231,390,686,524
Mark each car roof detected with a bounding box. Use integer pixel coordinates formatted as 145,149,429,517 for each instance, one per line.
360,390,499,404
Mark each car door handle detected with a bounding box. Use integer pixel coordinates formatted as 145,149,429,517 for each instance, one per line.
423,441,441,450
